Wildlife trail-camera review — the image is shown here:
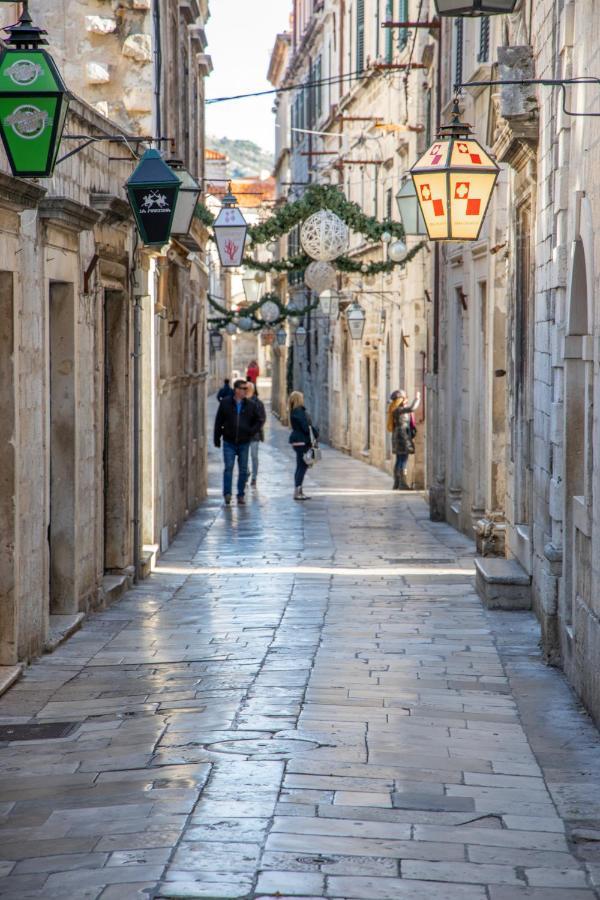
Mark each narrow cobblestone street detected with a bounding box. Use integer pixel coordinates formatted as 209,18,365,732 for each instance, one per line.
1,405,600,899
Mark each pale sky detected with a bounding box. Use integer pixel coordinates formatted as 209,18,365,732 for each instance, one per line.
205,1,291,153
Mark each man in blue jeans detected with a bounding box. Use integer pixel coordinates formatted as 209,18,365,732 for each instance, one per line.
214,379,262,505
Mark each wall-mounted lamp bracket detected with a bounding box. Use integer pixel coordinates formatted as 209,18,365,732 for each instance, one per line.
455,77,600,118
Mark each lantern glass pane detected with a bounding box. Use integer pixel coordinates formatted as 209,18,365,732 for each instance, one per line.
412,171,449,240
449,170,497,240
171,169,201,234
395,180,426,236
411,139,451,171
450,139,497,169
242,278,263,304
348,317,365,340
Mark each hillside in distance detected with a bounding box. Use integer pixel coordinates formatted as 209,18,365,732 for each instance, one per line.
207,135,274,179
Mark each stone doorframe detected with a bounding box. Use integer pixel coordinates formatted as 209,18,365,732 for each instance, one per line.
562,196,595,637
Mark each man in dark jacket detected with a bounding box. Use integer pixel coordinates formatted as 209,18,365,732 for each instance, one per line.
217,378,234,401
214,379,261,505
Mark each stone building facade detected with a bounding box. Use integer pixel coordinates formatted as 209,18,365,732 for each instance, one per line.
0,1,211,677
423,0,600,728
268,1,431,484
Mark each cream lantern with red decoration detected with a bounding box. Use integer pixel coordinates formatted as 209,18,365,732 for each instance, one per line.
410,100,499,242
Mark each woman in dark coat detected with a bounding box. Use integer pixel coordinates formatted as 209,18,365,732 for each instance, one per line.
288,390,319,501
391,390,421,490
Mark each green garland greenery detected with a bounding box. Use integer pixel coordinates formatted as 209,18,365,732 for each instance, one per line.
207,291,320,332
243,240,427,276
247,184,405,244
196,184,405,245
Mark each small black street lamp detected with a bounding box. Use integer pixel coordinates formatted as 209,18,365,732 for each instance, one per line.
295,324,307,348
276,327,287,346
209,331,223,352
126,148,181,247
0,2,70,177
213,183,248,268
168,159,202,236
242,275,263,304
319,289,339,317
346,301,366,341
434,0,516,14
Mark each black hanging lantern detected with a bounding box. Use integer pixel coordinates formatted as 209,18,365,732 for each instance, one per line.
0,3,70,178
434,0,516,14
126,148,181,247
209,331,223,352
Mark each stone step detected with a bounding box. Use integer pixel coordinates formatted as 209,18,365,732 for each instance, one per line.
475,557,532,610
45,614,85,653
0,664,23,699
102,573,132,607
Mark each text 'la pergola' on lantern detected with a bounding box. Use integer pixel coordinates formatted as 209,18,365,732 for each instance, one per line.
213,182,248,268
410,99,499,241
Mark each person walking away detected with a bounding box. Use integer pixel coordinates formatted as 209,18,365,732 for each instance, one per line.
246,360,259,384
245,381,266,487
214,379,261,505
217,377,234,401
389,389,421,490
288,390,319,501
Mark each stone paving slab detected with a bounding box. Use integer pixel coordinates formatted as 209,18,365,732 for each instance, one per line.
0,405,598,898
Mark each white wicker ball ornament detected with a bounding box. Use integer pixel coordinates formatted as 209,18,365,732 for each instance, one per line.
300,209,349,261
381,230,392,243
304,260,336,293
225,321,237,335
254,270,267,283
259,299,280,324
388,239,407,263
238,316,253,332
361,264,369,274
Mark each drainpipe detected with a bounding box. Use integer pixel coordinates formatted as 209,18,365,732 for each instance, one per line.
433,24,442,375
132,294,143,583
152,0,162,139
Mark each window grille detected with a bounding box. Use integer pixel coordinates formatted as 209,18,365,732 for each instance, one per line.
478,16,490,63
454,18,463,88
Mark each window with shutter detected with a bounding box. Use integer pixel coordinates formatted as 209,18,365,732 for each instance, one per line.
385,0,394,63
356,0,365,72
398,0,408,51
478,16,490,63
454,18,463,88
315,56,322,119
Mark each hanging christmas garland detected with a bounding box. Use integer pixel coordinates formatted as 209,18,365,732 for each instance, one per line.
243,240,427,276
207,292,320,332
196,184,404,245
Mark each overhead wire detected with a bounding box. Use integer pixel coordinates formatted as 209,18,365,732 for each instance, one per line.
206,66,375,105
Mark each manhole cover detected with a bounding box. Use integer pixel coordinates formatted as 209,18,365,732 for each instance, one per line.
208,737,318,757
0,722,80,742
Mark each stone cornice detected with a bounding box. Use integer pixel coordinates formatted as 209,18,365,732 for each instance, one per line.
90,193,132,225
38,197,102,232
0,171,46,210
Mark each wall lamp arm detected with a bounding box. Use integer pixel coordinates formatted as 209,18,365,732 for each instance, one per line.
454,77,600,118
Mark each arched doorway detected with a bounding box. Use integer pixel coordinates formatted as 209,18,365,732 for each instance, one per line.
563,238,593,629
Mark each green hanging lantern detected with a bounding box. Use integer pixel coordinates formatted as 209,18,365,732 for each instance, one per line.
0,3,70,178
126,148,181,247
